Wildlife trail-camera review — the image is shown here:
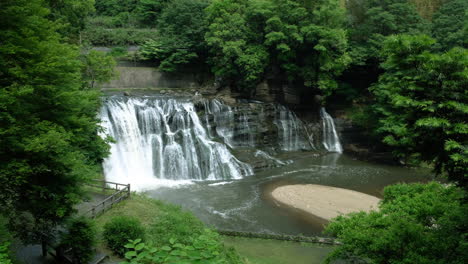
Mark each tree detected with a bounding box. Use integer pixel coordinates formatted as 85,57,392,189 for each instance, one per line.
94,0,139,16
0,0,109,247
264,0,350,97
135,0,169,27
60,217,97,264
140,0,210,72
370,34,467,187
325,182,468,264
205,0,349,98
81,50,117,89
46,0,96,40
205,0,271,95
347,0,428,66
431,0,468,51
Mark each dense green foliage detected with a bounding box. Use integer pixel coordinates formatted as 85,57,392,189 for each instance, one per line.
0,217,13,264
347,0,428,66
83,26,157,46
135,0,170,26
60,217,97,264
325,182,468,264
94,0,168,27
94,195,244,263
122,233,244,264
103,216,146,256
148,202,205,247
370,34,468,187
140,0,210,72
0,0,109,245
95,0,138,17
2,1,467,263
339,0,429,104
431,0,468,51
81,50,117,88
205,0,350,97
46,0,96,39
0,242,12,264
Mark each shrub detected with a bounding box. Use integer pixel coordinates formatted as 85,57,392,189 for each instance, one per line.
60,217,97,264
109,47,128,58
122,230,245,264
0,242,12,264
103,216,145,256
82,27,157,46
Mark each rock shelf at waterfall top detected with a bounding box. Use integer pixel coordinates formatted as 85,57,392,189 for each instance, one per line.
271,184,381,221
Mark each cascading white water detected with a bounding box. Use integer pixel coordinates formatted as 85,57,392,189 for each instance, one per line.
100,96,339,190
254,150,291,167
275,105,314,151
100,97,253,190
320,107,343,153
204,99,257,148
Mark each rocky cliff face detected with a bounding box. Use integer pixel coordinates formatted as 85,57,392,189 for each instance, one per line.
333,117,399,164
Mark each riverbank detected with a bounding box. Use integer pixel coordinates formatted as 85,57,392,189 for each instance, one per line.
270,184,381,221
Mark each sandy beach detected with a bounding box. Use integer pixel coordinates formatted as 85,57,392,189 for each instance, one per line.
271,184,381,221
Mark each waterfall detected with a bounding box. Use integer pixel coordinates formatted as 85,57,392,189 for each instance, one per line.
100,96,337,190
254,150,291,167
275,105,314,151
320,107,343,153
204,99,257,148
100,97,253,190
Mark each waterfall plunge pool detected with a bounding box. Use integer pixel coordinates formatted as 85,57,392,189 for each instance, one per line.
144,152,431,236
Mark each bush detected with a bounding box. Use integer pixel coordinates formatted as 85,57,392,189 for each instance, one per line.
0,242,12,264
103,216,145,256
122,230,245,264
60,217,97,264
109,47,128,58
82,27,157,46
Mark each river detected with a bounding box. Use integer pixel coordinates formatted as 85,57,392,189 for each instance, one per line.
100,94,432,236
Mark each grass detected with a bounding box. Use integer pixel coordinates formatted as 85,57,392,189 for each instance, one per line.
92,193,210,261
94,194,168,232
223,236,336,264
92,193,336,264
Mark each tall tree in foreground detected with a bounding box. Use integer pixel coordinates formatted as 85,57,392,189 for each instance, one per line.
370,34,468,188
325,182,468,264
0,0,109,247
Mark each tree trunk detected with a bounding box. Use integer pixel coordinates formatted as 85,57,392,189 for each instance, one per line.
41,238,47,257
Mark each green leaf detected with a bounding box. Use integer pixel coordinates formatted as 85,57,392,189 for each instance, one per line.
125,251,137,259
161,246,172,251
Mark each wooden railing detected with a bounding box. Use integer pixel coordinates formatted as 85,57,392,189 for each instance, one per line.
86,179,130,192
83,180,131,218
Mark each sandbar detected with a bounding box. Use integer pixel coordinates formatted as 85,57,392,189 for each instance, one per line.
271,184,380,221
